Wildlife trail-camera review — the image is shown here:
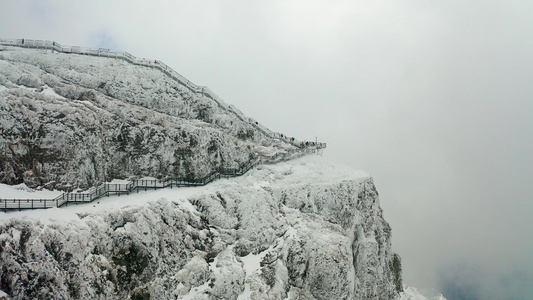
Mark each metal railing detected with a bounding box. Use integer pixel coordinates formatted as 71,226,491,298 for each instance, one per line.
0,161,259,211
0,148,327,212
0,38,326,148
0,38,327,211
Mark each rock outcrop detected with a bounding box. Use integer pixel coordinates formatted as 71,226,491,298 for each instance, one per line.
0,156,403,299
0,46,296,190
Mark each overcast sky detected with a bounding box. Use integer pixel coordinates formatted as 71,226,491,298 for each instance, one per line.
2,1,532,299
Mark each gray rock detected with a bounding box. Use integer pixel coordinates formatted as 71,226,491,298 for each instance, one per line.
0,46,297,190
0,157,405,299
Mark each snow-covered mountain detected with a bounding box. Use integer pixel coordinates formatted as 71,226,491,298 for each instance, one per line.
0,45,300,190
0,43,443,299
1,156,405,299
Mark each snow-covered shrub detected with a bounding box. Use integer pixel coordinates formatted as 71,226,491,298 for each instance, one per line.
53,84,83,100
0,74,15,89
17,74,44,88
41,73,60,87
1,46,299,190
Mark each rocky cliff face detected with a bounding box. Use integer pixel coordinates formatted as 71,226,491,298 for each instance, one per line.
0,45,410,299
0,46,296,190
0,156,403,299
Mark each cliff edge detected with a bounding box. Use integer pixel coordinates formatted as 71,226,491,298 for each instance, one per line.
0,156,402,299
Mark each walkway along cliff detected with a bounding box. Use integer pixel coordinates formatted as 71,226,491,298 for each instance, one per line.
0,38,441,300
0,38,326,211
0,38,324,147
1,151,326,211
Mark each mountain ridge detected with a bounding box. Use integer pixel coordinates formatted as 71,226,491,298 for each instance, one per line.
1,156,407,299
0,40,443,300
0,44,322,191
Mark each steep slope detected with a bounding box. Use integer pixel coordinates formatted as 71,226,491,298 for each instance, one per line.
0,46,297,190
0,156,403,300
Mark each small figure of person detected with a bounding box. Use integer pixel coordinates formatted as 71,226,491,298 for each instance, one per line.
21,38,24,45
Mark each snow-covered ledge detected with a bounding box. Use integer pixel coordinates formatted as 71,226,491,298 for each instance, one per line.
0,156,405,299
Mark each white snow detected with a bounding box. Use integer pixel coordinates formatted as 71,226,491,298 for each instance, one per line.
237,246,272,300
0,156,366,223
107,179,131,184
41,85,66,99
0,155,431,299
397,285,447,300
398,286,429,300
0,183,62,199
0,180,221,225
0,44,426,299
236,227,299,300
1,45,309,192
180,282,209,300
